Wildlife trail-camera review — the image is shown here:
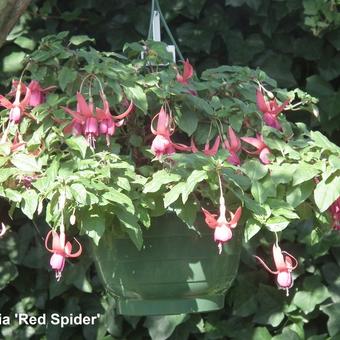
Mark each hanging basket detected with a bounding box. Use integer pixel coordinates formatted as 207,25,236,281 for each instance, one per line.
92,213,242,315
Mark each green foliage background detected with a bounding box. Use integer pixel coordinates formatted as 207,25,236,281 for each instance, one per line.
0,0,339,339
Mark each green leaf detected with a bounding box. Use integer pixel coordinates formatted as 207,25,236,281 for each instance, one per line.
292,162,320,186
70,183,87,205
310,131,340,153
5,188,22,202
2,52,25,73
14,36,36,50
181,170,208,204
287,181,314,208
266,216,290,232
243,160,268,181
251,177,276,204
320,303,340,337
292,276,330,314
66,136,88,158
11,154,41,172
116,210,143,250
245,218,262,242
69,35,95,46
177,110,198,136
81,211,105,246
144,314,188,340
254,285,285,327
269,163,296,185
103,189,135,214
314,175,340,212
164,182,186,208
123,85,148,112
21,190,38,219
143,170,181,193
330,155,340,170
58,66,77,91
0,168,16,183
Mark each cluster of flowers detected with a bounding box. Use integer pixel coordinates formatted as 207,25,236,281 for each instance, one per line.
0,60,338,288
150,60,339,295
62,91,133,148
0,78,134,280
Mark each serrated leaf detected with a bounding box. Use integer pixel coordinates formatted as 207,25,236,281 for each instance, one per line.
311,131,340,153
123,85,147,112
177,110,198,136
314,175,340,212
287,181,314,208
21,190,38,219
181,170,208,204
143,170,181,193
103,189,135,214
70,183,87,205
65,136,88,158
58,66,77,91
266,216,290,232
11,154,41,172
164,182,186,207
243,160,268,181
81,211,105,246
116,209,143,250
69,35,95,46
292,162,320,186
245,218,262,242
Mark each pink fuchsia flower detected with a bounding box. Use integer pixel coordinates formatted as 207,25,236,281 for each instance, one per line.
96,91,134,146
202,195,242,254
191,136,221,156
254,243,298,296
62,92,99,148
241,133,272,164
176,59,194,85
0,81,31,123
150,106,191,158
11,80,56,107
223,127,241,165
256,87,290,130
329,197,340,230
45,230,82,281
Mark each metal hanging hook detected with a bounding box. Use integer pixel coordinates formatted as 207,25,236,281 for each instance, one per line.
145,0,184,63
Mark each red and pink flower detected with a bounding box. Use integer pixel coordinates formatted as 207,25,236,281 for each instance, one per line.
202,195,242,254
329,197,340,230
191,136,220,156
256,86,289,130
254,243,298,295
45,230,82,281
150,106,190,158
223,127,241,165
241,133,272,164
0,81,31,123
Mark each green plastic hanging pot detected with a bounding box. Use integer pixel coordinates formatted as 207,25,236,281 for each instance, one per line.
92,213,242,316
